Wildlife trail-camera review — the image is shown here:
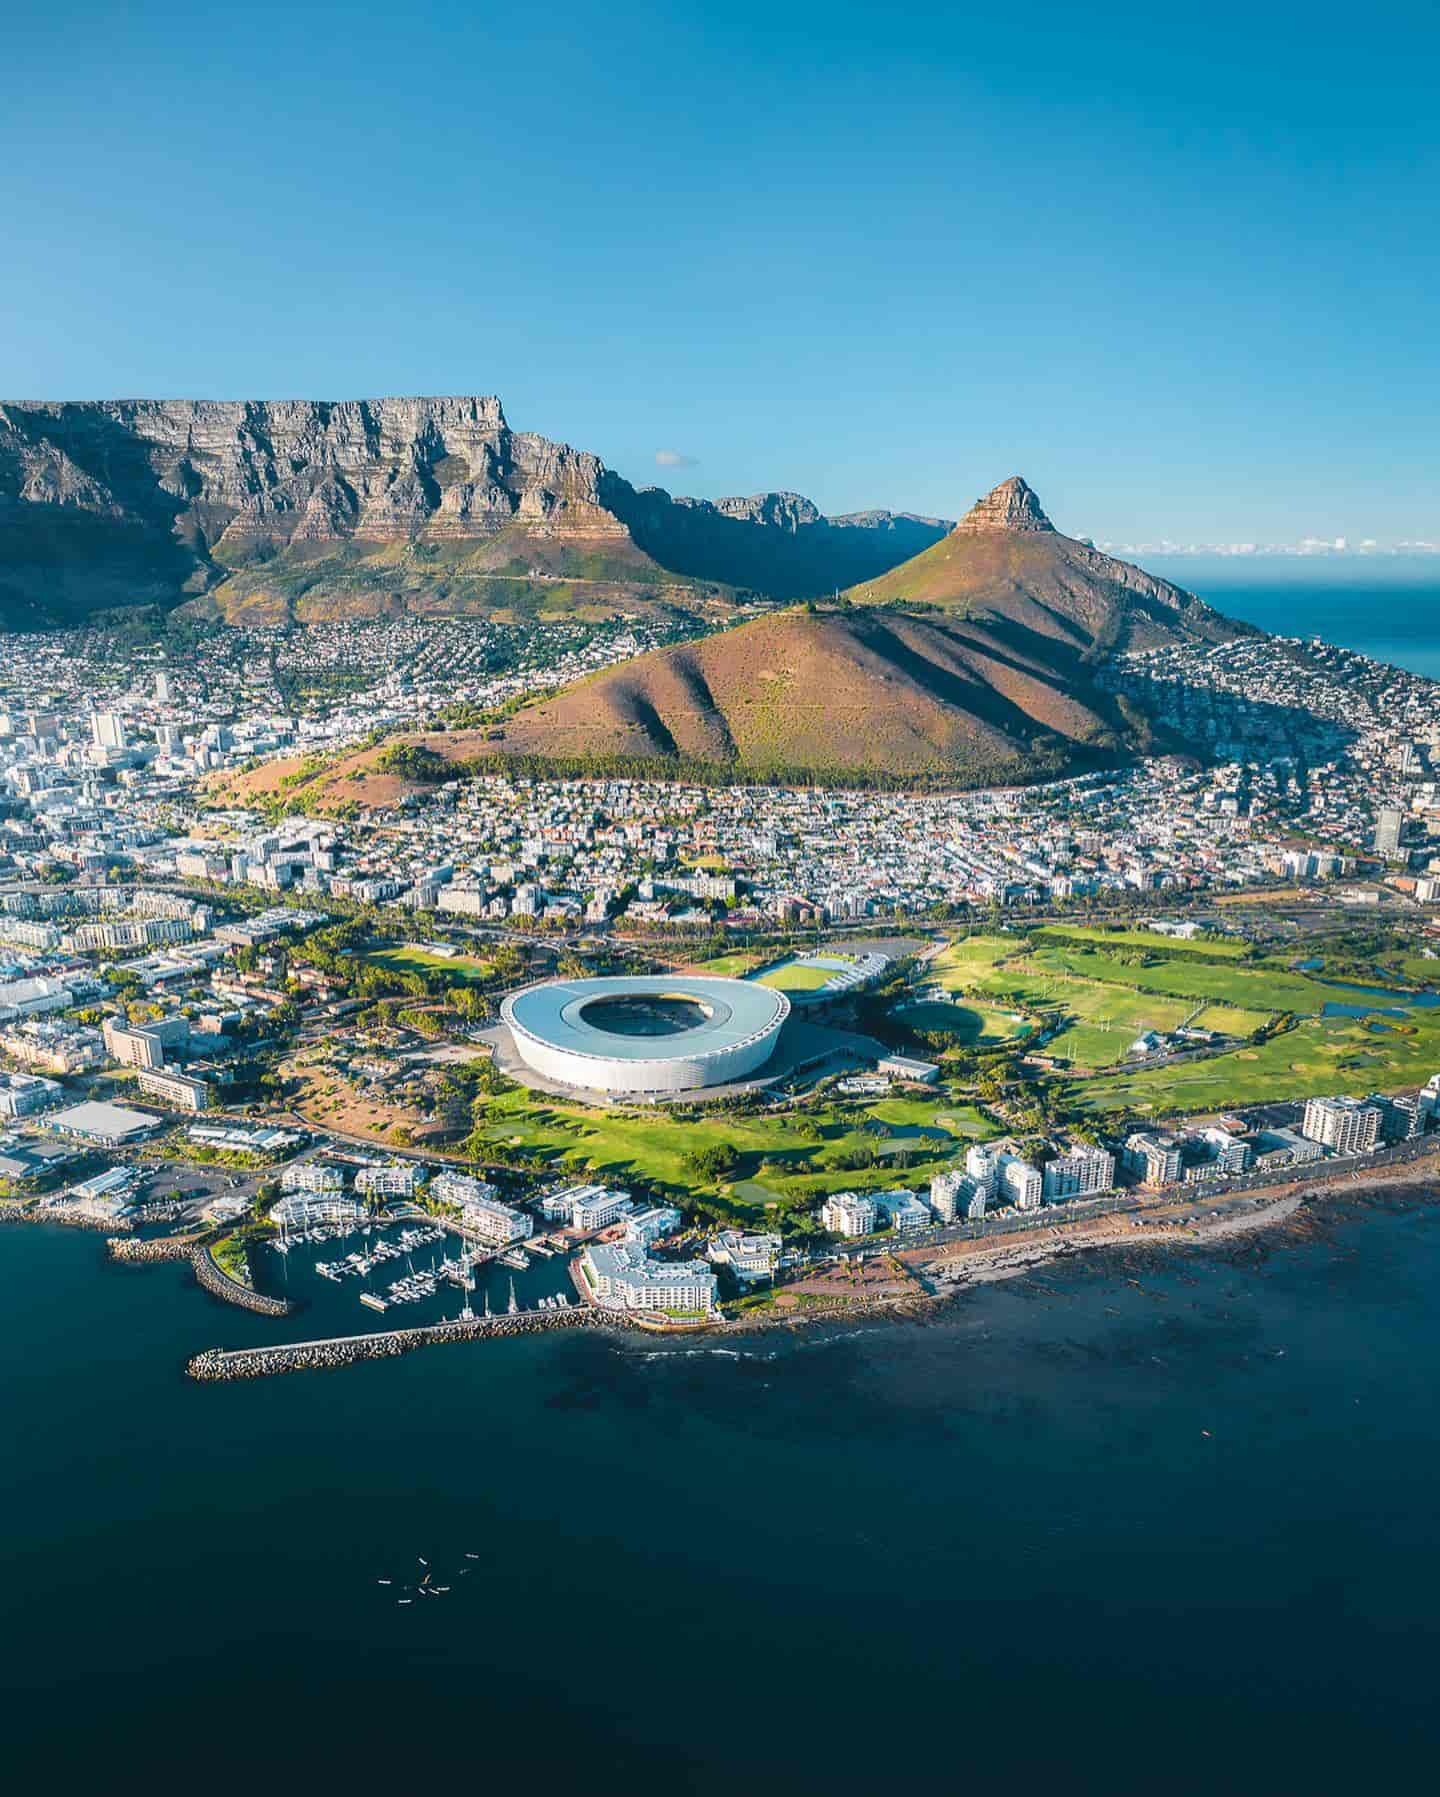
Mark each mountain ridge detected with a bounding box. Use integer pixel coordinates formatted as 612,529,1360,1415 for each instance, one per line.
0,395,951,628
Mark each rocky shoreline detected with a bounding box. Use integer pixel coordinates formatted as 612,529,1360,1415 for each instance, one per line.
0,1200,129,1234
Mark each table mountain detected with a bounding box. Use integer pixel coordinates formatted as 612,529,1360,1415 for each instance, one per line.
0,395,947,628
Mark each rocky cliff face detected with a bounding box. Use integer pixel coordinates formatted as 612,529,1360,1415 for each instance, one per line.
0,395,950,627
951,475,1055,534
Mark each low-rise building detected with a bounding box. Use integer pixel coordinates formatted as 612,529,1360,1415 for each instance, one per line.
0,1070,62,1118
42,1099,159,1146
873,1187,932,1232
354,1161,426,1199
281,1161,346,1195
876,1054,939,1084
270,1191,367,1230
624,1203,683,1246
706,1228,782,1283
136,1067,212,1111
821,1191,878,1237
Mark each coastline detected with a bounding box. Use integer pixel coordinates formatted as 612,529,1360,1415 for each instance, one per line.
182,1159,1440,1380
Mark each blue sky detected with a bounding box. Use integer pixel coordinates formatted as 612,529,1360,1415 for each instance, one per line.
5,0,1437,547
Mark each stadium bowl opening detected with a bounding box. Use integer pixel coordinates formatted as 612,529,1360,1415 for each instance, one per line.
501,975,789,1097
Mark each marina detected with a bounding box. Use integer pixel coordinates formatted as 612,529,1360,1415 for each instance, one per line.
252,1213,578,1329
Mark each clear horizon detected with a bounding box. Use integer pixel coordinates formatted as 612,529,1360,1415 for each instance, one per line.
5,0,1437,546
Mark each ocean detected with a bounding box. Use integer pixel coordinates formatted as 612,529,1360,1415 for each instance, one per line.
5,1192,1440,1794
1147,564,1440,679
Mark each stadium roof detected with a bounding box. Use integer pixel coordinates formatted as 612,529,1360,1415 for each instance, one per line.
504,975,787,1065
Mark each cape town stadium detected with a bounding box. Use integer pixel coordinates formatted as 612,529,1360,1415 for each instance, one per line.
501,975,790,1096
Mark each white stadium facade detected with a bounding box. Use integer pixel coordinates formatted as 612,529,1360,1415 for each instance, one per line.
501,975,790,1097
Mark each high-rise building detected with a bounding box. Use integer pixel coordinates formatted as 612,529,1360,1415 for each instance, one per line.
1374,808,1405,857
930,1168,969,1223
1123,1131,1183,1186
1042,1143,1116,1201
91,712,127,751
1301,1096,1383,1155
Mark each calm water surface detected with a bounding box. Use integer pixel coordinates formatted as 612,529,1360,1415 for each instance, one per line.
4,1199,1440,1794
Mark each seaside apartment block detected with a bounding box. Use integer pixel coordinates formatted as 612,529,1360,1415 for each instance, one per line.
1302,1096,1383,1155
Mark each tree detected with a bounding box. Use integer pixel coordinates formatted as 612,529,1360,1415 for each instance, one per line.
684,1141,740,1181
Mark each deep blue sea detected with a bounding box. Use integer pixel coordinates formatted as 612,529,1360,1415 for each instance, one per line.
5,1190,1440,1795
1147,563,1440,678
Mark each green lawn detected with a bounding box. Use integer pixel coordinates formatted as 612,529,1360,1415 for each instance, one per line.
1027,945,1362,1015
895,999,1029,1045
921,933,1319,1069
691,950,769,977
364,945,494,983
756,960,846,993
927,935,1020,992
1079,1010,1440,1117
468,1084,995,1211
1034,924,1250,958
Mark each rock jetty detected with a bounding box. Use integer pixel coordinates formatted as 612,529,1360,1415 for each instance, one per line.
188,1306,614,1381
189,1245,294,1318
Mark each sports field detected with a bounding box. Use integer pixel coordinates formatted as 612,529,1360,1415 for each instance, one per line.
756,958,851,993
363,944,494,983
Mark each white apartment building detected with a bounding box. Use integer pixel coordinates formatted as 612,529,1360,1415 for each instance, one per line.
624,1204,683,1246
549,1184,632,1231
581,1242,717,1314
1123,1131,1183,1186
1302,1096,1383,1155
822,1191,878,1237
873,1188,931,1232
270,1191,366,1230
429,1171,500,1210
460,1195,532,1245
965,1142,1000,1196
1042,1144,1116,1202
136,1067,212,1111
929,1168,969,1223
1198,1126,1252,1176
281,1161,346,1195
354,1162,425,1199
0,1071,62,1118
999,1153,1043,1211
706,1228,782,1282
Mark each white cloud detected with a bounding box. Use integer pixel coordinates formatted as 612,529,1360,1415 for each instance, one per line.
1095,537,1440,558
654,448,698,469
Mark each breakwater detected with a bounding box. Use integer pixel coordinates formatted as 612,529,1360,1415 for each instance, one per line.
108,1233,200,1265
1,1201,129,1234
188,1305,616,1381
189,1246,294,1318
